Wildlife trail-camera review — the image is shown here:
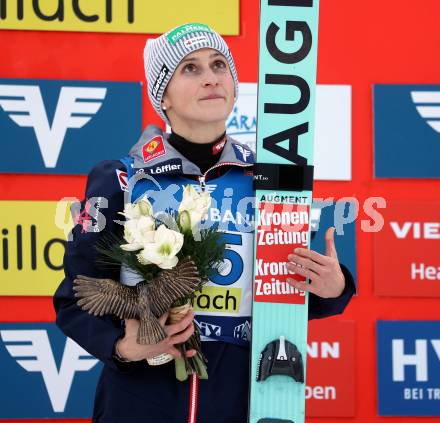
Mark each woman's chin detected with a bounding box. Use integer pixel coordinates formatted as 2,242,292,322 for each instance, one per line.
195,108,230,123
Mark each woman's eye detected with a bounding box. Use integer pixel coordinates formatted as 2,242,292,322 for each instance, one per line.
214,60,227,70
183,64,197,73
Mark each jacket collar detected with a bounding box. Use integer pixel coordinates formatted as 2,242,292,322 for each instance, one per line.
128,125,254,177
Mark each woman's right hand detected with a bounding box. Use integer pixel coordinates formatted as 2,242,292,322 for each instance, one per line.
115,310,197,362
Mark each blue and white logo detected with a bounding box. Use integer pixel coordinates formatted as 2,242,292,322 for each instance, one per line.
374,84,440,178
0,323,102,418
377,321,440,416
0,85,106,168
0,79,141,174
233,320,251,342
195,320,222,337
232,143,254,163
411,91,440,133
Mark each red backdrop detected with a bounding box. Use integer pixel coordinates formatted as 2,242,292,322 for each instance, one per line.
1,0,440,421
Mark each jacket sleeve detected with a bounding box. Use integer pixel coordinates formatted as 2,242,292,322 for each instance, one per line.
308,263,356,320
53,160,131,370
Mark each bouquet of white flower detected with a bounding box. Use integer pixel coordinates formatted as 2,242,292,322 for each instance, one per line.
74,185,225,381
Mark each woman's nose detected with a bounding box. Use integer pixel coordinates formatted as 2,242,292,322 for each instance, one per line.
201,67,219,86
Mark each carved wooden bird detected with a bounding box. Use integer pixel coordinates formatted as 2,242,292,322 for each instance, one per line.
73,257,200,345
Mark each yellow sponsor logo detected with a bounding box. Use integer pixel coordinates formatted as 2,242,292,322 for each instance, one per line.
192,286,241,313
0,0,239,35
0,201,74,296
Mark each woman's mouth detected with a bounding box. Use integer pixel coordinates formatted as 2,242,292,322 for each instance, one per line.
200,95,224,101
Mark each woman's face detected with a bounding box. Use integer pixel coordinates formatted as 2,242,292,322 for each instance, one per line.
161,48,235,129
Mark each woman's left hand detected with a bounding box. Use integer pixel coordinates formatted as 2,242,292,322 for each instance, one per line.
286,227,345,298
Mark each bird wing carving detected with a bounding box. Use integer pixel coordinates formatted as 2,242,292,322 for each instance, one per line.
73,275,139,319
148,257,201,317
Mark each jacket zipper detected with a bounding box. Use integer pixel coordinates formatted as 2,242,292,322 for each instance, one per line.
198,175,206,192
198,161,253,192
188,373,199,423
192,160,252,418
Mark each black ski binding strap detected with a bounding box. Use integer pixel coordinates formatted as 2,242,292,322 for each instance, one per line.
253,163,314,191
256,336,304,383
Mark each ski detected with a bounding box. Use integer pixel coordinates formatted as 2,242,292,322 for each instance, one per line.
249,1,320,422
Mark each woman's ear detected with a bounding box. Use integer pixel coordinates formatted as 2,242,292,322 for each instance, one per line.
161,96,170,111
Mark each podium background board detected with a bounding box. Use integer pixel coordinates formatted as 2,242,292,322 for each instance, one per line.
1,0,440,421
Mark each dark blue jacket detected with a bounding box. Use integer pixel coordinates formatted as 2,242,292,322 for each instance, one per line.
54,132,355,423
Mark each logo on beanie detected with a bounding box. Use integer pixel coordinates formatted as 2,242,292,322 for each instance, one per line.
142,135,166,163
152,64,169,99
184,36,208,49
167,23,212,46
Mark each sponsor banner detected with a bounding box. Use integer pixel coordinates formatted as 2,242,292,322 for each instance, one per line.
226,83,352,180
0,201,74,296
0,1,239,35
192,286,242,314
374,84,440,178
306,320,356,417
377,321,440,416
0,321,355,419
0,78,141,174
196,315,251,343
374,201,440,296
254,201,310,304
311,201,357,283
0,323,102,418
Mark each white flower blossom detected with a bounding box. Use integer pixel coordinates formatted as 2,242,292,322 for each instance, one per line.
136,224,184,269
178,185,211,230
119,198,153,220
120,215,156,251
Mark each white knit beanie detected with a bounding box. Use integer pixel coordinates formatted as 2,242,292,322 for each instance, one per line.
144,23,239,125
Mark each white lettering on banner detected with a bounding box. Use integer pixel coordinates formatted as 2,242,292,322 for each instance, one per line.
0,85,106,168
427,388,440,399
307,342,340,359
404,388,440,400
255,259,288,276
259,195,308,204
255,278,305,297
411,263,440,280
209,208,253,226
0,330,98,412
259,209,309,226
390,222,440,239
257,229,308,246
404,388,424,400
392,339,440,382
305,385,337,400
